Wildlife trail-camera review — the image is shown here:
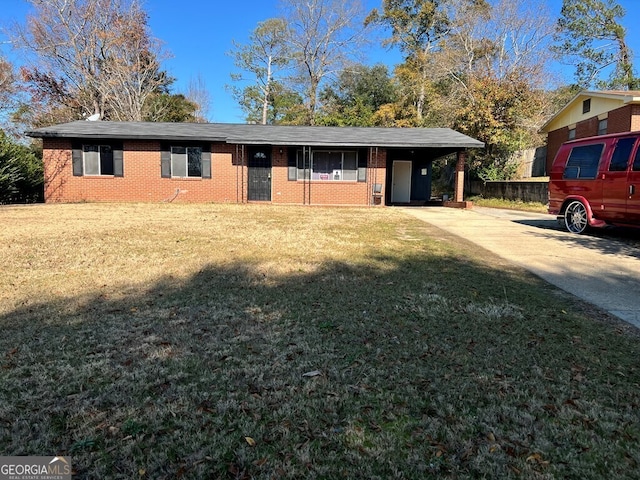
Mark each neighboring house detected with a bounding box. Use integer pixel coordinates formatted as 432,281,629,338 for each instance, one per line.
27,121,483,206
541,90,640,174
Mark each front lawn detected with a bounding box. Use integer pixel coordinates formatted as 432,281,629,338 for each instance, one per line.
1,204,638,479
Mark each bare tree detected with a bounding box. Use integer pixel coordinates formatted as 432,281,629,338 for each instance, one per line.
13,0,169,123
0,55,18,117
186,74,211,123
282,0,369,125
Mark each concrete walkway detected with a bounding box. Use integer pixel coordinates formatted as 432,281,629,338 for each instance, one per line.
402,206,640,328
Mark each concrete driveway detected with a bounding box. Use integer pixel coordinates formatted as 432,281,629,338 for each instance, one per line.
402,206,640,329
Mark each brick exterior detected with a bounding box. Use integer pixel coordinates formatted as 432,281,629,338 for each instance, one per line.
608,105,632,134
545,105,640,174
43,139,389,206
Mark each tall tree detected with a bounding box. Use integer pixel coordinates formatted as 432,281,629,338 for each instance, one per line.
229,18,291,124
553,0,639,90
13,0,170,124
443,0,554,179
282,0,368,125
366,0,487,122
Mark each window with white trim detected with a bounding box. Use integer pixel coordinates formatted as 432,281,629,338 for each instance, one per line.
171,146,202,178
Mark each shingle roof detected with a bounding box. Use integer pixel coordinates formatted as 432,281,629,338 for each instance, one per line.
27,121,484,149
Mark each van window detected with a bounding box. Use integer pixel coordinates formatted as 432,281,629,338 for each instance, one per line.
563,144,604,179
609,138,637,171
634,147,640,171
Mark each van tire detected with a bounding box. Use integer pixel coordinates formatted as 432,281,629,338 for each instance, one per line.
564,200,589,234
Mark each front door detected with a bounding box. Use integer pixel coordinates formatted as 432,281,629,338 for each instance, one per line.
248,147,271,201
602,137,636,221
392,160,412,203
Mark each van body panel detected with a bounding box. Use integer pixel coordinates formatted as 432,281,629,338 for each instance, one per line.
627,148,640,222
548,131,640,231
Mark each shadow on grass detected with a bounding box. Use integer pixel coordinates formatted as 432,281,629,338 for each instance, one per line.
1,251,640,479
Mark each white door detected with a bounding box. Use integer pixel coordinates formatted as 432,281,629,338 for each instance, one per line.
392,160,412,203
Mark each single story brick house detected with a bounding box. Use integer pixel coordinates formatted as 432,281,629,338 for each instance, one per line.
541,90,640,174
27,121,483,206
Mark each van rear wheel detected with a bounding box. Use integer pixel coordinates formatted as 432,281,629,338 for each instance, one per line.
564,200,589,234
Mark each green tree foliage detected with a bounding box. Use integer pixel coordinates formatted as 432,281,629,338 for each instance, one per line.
0,131,43,204
454,75,546,180
235,82,305,125
142,93,199,123
553,0,639,90
317,64,398,126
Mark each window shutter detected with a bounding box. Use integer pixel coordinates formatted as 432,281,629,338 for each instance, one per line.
72,143,83,176
161,145,171,178
113,143,124,177
201,145,211,179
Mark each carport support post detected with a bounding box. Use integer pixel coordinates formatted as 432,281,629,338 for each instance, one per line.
454,151,466,202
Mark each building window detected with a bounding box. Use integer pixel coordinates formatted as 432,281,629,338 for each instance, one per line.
568,128,576,140
598,118,608,136
291,149,366,181
161,144,210,179
171,146,202,177
72,142,123,177
582,99,591,114
83,145,114,176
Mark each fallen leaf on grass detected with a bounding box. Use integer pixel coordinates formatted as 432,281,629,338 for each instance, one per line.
245,436,256,446
303,370,322,377
526,453,550,466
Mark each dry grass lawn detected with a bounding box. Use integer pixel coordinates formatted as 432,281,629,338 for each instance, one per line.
1,203,639,479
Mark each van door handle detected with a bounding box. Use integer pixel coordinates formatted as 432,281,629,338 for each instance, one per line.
630,184,636,196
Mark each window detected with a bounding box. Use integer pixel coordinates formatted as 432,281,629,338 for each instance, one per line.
582,99,591,114
598,118,608,136
290,149,366,181
171,146,202,177
72,142,123,177
563,144,604,179
83,145,114,176
609,138,636,172
568,128,576,140
161,144,211,179
634,146,640,171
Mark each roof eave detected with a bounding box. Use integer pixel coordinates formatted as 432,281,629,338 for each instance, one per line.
27,130,228,142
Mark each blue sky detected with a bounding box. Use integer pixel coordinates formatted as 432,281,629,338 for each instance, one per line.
1,0,639,123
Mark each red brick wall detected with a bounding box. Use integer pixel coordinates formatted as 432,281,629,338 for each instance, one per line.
575,116,599,138
43,139,388,206
546,128,568,175
608,105,632,134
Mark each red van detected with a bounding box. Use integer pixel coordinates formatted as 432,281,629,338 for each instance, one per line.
548,131,640,233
